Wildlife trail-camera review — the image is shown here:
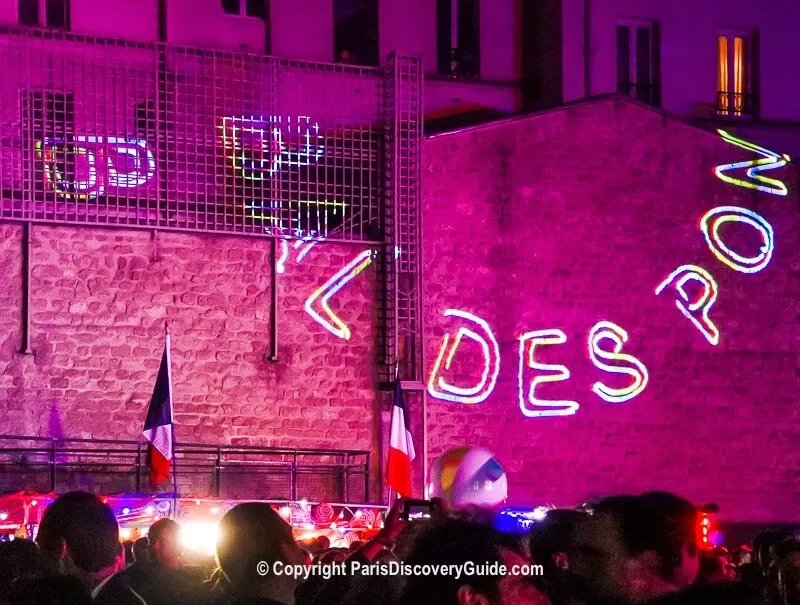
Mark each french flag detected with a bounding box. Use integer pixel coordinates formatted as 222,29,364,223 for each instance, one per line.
143,334,174,490
386,380,416,497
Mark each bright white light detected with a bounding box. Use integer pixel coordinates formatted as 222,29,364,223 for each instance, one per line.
532,507,550,521
280,506,292,518
145,506,155,514
0,512,8,521
210,507,220,516
122,507,130,515
299,499,309,508
120,528,132,541
181,522,220,557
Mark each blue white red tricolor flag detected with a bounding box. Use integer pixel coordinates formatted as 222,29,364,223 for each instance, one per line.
143,334,174,490
386,380,416,497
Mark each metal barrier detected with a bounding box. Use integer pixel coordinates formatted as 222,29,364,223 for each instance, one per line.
0,27,405,243
0,435,370,503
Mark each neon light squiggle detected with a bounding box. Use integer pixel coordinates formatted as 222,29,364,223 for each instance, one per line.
588,321,649,403
246,199,347,240
715,129,790,196
304,250,373,340
655,265,720,346
221,115,324,180
700,206,774,274
427,310,501,405
518,329,579,418
36,136,156,199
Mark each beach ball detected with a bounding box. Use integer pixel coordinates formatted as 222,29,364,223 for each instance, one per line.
428,447,508,510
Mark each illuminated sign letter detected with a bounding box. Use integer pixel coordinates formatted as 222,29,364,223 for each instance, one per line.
700,206,774,274
518,329,578,418
715,129,790,196
588,321,649,403
427,310,500,404
304,249,373,340
655,265,720,346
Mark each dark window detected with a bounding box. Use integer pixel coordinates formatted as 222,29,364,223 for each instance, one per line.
436,0,480,77
18,0,39,26
22,91,76,198
246,0,266,19
334,0,379,67
45,0,67,28
222,0,240,14
616,21,659,106
19,0,68,28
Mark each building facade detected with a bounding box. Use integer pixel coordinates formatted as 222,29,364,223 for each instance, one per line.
0,1,798,522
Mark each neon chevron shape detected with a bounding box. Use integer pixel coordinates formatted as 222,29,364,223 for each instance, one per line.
715,129,790,196
304,249,373,339
427,309,501,405
655,265,720,346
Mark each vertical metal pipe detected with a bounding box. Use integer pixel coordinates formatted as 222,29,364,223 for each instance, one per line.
20,223,32,355
266,238,279,362
584,0,591,97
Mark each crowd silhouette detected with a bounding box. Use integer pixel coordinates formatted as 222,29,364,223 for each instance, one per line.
0,490,798,605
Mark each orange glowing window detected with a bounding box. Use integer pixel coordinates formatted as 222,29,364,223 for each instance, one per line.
717,33,752,116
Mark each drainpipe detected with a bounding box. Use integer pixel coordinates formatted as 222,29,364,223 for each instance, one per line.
584,0,591,98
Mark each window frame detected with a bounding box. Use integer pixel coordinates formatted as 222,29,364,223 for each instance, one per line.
18,0,69,30
436,0,481,78
616,18,658,106
221,0,267,20
716,30,756,118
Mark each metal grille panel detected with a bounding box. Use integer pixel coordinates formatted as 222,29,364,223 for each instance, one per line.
379,54,424,383
0,28,385,242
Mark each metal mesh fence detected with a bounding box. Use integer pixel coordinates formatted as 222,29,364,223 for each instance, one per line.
0,27,385,242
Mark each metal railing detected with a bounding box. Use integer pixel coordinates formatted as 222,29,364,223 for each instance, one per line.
716,91,756,117
0,27,401,243
0,435,370,503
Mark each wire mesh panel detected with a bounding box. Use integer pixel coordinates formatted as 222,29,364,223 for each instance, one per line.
0,28,387,242
378,54,423,384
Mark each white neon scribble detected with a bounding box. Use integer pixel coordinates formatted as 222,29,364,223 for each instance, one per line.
715,129,790,196
36,136,156,199
518,329,579,418
221,115,324,179
304,250,373,339
104,137,156,187
588,321,649,403
275,239,290,274
427,310,501,405
700,206,774,274
655,265,720,346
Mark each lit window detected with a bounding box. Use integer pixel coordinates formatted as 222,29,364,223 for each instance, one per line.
18,0,68,29
221,0,267,20
436,0,480,77
717,33,753,116
616,21,659,106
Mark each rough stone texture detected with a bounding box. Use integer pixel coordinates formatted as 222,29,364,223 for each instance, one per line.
423,98,799,523
0,225,379,496
1,97,798,520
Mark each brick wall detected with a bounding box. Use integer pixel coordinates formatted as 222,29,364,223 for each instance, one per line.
0,225,379,495
422,98,799,522
1,97,797,521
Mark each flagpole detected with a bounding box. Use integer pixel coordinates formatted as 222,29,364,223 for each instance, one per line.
165,322,179,510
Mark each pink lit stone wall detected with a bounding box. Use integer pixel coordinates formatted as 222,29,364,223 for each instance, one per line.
0,225,378,461
422,98,799,522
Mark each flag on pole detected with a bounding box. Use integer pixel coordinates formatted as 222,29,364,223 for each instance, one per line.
386,380,415,497
143,334,174,490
